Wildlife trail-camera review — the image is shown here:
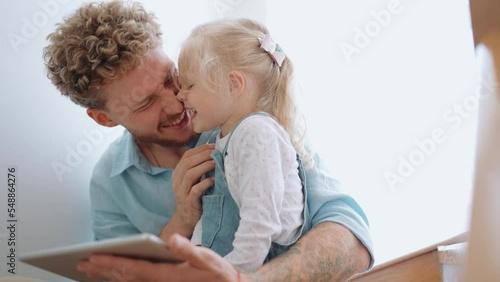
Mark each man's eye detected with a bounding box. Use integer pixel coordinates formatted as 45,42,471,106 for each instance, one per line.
136,97,155,111
166,68,179,88
164,78,173,87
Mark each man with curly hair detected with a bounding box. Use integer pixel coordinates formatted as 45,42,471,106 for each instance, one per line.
44,1,373,281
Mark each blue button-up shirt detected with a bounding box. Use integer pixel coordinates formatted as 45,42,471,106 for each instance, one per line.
89,129,374,266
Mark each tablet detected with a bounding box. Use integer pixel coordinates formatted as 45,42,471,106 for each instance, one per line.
19,233,180,282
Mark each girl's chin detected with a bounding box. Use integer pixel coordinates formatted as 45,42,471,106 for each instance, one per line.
192,123,204,134
193,123,215,134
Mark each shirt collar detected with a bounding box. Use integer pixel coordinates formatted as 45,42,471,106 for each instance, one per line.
109,130,203,177
110,131,146,177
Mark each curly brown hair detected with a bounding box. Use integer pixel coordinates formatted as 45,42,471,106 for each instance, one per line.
43,0,162,109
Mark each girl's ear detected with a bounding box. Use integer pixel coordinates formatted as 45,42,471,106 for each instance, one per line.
229,71,246,98
86,108,119,127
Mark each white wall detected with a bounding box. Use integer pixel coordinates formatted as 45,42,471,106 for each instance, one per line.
266,0,477,264
0,0,476,280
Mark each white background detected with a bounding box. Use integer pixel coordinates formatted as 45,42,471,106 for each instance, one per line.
0,0,477,281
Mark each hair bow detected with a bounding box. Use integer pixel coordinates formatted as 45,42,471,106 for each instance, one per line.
259,34,286,67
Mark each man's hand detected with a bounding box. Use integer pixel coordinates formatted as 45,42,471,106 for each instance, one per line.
77,234,241,282
160,144,216,239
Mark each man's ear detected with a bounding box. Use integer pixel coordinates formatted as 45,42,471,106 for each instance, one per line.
86,108,119,127
229,71,246,98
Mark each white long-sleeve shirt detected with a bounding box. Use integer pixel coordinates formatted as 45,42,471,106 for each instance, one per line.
191,114,304,272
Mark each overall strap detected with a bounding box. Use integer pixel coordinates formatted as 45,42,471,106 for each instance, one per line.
220,112,275,156
206,128,220,144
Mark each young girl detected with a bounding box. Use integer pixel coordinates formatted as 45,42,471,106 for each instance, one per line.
176,18,310,272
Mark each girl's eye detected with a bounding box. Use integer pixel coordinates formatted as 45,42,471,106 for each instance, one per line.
187,84,195,90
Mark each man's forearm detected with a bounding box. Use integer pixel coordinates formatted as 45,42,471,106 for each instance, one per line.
158,214,195,241
244,222,370,282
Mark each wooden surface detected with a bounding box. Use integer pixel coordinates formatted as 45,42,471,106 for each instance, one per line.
349,250,442,282
437,242,467,265
463,28,500,282
470,0,500,45
465,0,500,281
438,243,468,282
348,233,467,282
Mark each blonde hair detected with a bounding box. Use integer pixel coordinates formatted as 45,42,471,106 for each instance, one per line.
178,18,309,163
43,0,162,109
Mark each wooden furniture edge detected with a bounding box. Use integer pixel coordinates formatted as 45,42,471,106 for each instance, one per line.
349,232,469,281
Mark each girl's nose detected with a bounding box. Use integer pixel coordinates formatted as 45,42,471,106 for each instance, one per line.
177,90,186,102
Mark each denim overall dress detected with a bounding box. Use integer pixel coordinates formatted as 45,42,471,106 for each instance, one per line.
200,112,311,262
